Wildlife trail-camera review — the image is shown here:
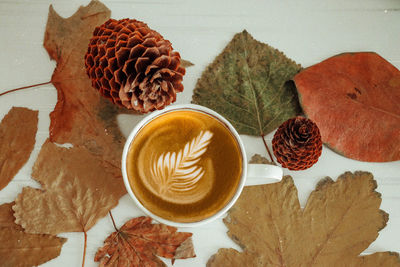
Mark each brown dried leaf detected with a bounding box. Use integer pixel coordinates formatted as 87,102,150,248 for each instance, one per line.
11,0,128,238
207,171,400,267
0,107,38,191
347,252,400,266
0,202,66,267
181,59,194,68
249,154,273,165
45,0,129,172
95,216,195,266
0,202,22,230
13,140,126,234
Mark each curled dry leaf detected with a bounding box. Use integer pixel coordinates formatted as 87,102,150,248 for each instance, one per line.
13,140,126,235
44,0,129,172
192,30,302,136
180,59,194,68
0,107,38,191
95,216,195,266
207,171,400,267
249,154,273,165
294,52,400,162
0,202,66,267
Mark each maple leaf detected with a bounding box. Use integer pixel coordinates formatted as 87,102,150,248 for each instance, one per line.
0,202,66,267
192,30,302,136
207,171,400,267
294,52,400,162
13,140,126,235
0,107,38,191
95,216,195,266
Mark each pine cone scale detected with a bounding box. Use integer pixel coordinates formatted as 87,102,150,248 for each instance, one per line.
142,47,159,60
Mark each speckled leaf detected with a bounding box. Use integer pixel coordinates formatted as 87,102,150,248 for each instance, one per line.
192,30,302,136
207,171,400,267
0,202,66,267
294,52,400,162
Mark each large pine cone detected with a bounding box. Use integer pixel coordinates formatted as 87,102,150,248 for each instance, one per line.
272,117,322,170
84,18,185,113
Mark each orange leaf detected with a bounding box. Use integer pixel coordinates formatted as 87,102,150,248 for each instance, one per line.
44,0,132,172
0,107,38,191
95,216,195,266
0,202,66,266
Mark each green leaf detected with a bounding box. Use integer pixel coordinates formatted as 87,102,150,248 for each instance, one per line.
192,30,302,136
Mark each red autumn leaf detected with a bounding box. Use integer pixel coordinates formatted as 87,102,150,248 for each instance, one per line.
294,52,400,162
44,0,133,173
95,216,195,266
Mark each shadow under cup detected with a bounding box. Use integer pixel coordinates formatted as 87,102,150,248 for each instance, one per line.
122,105,247,226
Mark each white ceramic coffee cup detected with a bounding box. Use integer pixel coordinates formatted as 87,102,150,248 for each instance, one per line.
122,104,282,227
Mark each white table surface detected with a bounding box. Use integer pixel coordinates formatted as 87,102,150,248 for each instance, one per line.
0,0,399,266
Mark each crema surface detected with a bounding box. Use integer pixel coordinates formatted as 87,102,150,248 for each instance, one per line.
127,110,242,223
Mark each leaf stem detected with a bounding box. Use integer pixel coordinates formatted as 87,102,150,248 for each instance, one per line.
109,211,118,231
261,135,276,164
82,231,87,267
0,81,52,97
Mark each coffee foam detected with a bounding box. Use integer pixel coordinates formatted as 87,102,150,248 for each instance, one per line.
139,130,215,204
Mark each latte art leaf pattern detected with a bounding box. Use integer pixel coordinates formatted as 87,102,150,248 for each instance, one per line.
151,131,213,194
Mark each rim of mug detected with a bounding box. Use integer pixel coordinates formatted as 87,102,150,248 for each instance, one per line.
121,103,247,227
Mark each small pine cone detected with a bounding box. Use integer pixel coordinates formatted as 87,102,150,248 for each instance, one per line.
84,18,185,113
272,117,322,170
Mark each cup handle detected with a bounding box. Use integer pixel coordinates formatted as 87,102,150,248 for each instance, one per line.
245,164,283,186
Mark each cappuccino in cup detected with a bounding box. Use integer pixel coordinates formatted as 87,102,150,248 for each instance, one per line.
122,104,282,227
126,109,242,223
